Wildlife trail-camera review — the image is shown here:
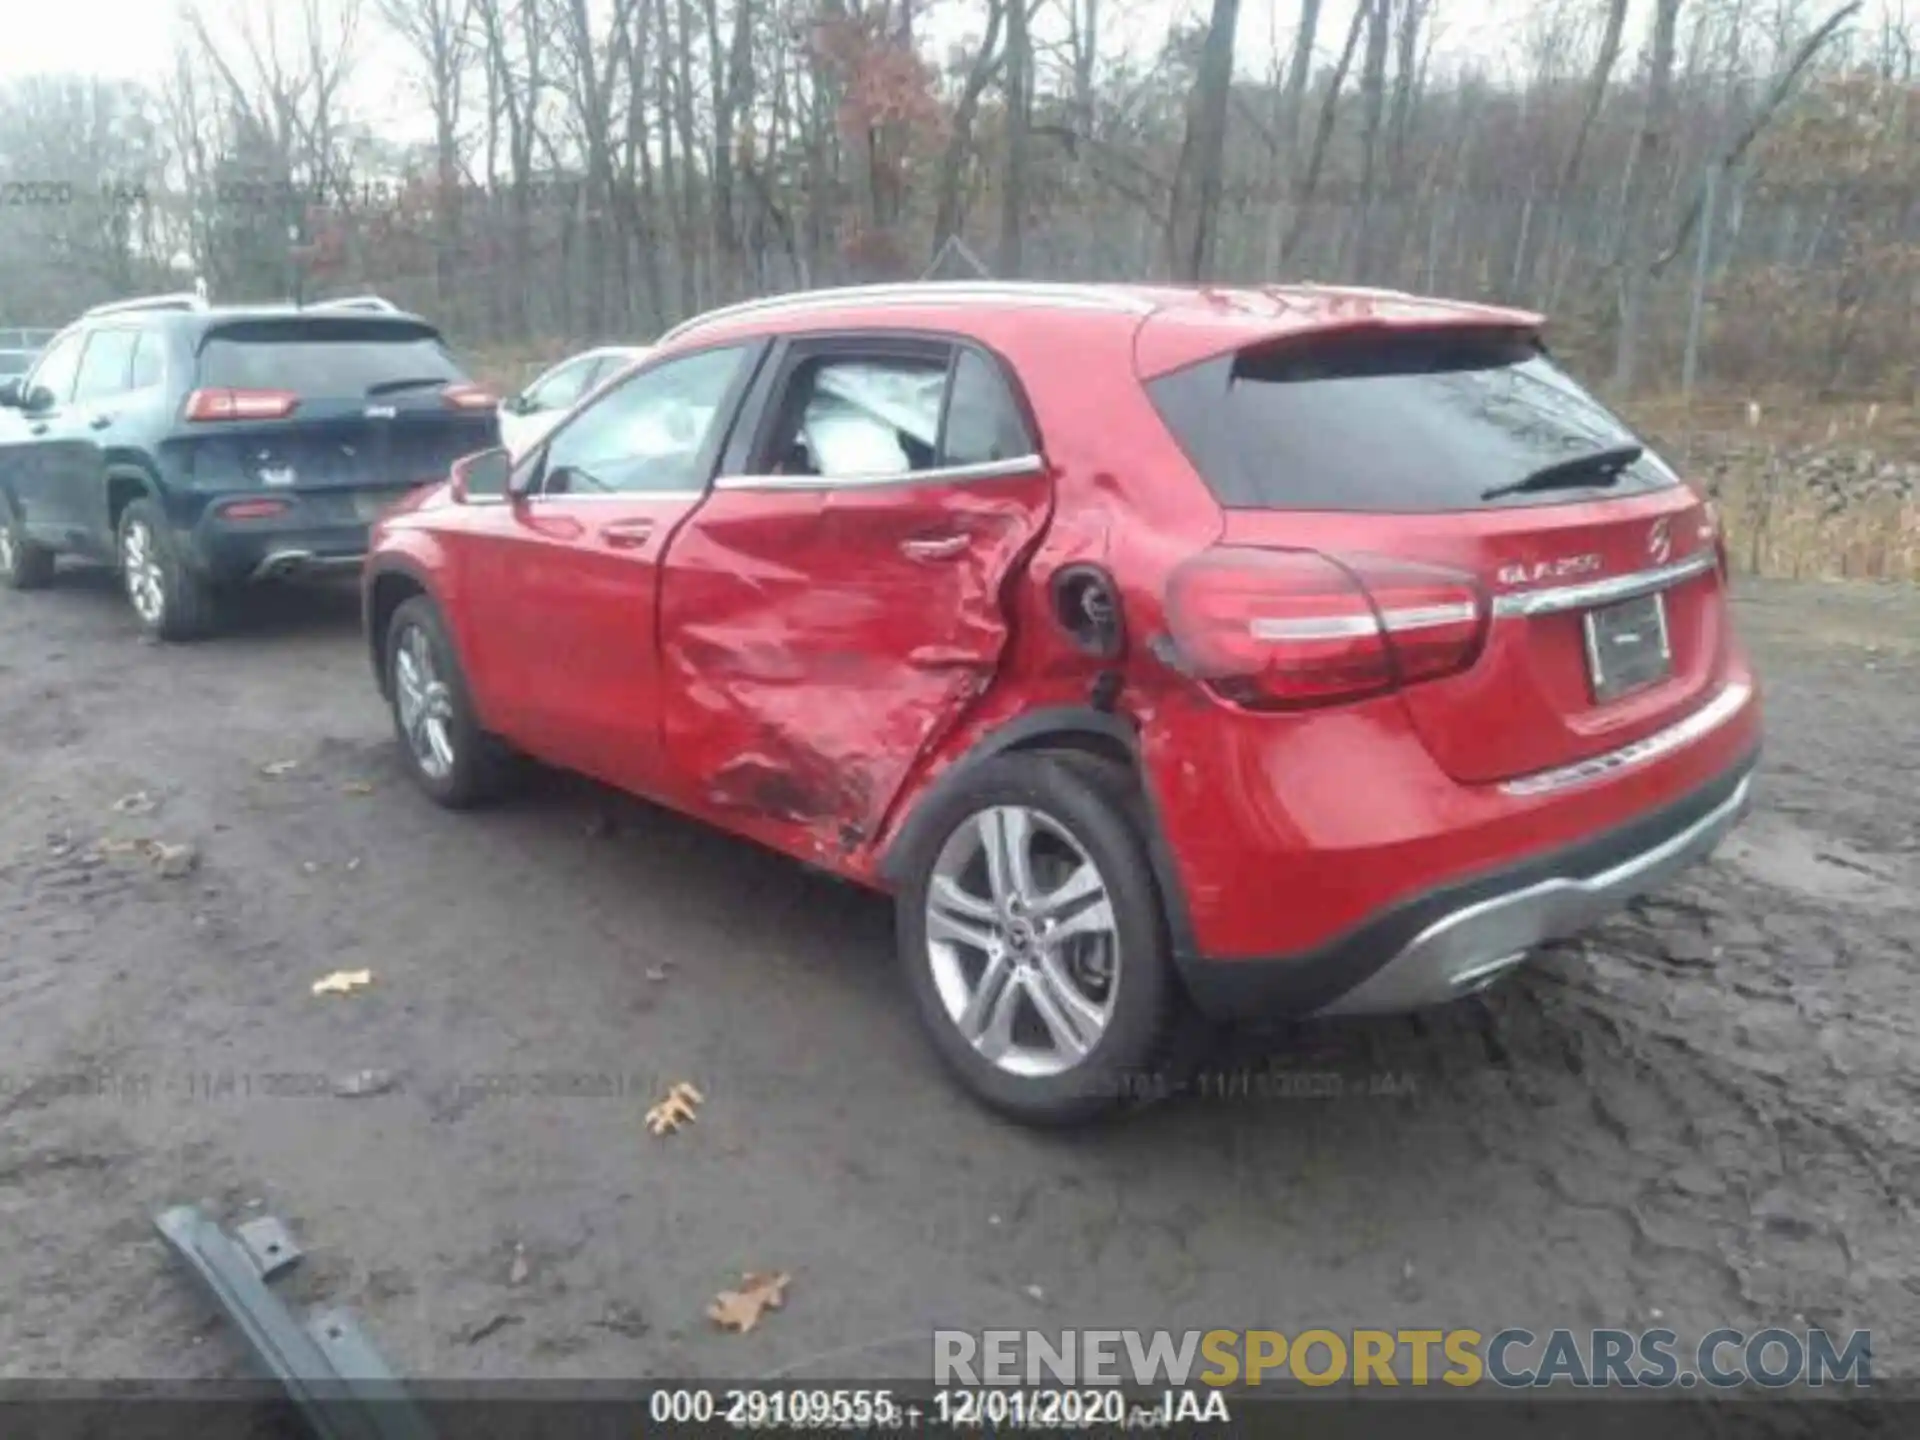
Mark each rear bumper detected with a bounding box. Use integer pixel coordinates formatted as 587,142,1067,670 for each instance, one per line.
1175,744,1759,1022
172,497,379,584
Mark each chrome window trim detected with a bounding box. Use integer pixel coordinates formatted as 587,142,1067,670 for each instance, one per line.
1497,680,1753,797
1491,550,1716,619
522,488,707,504
712,453,1044,493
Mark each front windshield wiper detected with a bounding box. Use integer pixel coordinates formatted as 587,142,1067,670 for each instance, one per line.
1480,443,1645,501
364,376,454,397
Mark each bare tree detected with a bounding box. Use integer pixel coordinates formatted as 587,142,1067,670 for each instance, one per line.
378,0,476,311
1614,0,1686,391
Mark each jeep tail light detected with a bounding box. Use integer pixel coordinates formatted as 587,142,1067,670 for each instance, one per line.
219,498,290,520
1163,547,1489,709
184,388,299,422
441,383,497,411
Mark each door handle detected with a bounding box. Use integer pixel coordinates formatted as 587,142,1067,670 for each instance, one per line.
900,533,970,562
87,413,112,430
28,423,48,437
599,518,655,549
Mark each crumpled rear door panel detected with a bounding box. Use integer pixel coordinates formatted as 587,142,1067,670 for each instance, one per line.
657,470,1051,865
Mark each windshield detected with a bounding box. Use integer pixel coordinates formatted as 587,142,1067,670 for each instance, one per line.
1147,330,1679,512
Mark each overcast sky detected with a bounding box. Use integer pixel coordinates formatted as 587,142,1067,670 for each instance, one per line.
0,0,1550,129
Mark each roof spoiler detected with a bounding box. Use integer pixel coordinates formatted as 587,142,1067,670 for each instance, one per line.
84,292,209,319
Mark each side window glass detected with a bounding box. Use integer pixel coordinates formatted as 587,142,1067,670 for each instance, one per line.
26,331,86,406
73,330,139,402
767,355,948,479
525,356,596,411
541,344,749,496
129,332,164,390
941,350,1034,467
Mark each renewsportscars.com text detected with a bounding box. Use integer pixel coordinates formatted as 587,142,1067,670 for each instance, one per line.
934,1327,1873,1389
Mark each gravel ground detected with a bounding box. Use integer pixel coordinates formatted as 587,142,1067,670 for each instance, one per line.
0,568,1914,1389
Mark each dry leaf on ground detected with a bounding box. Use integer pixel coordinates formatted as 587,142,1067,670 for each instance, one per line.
311,968,373,997
342,781,376,796
146,841,198,878
645,1081,705,1135
111,791,156,816
708,1272,789,1333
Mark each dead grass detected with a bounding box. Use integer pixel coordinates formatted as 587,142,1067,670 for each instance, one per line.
1624,389,1920,584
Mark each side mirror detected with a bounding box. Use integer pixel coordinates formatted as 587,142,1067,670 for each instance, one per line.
0,379,20,408
20,384,54,413
502,393,532,416
449,446,512,502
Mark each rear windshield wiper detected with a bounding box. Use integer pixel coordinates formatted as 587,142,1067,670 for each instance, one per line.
364,376,455,396
1480,443,1645,501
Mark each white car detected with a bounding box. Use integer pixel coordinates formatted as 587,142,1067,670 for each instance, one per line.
498,345,651,457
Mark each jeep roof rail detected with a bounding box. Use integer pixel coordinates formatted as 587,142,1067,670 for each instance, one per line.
306,294,402,314
84,292,209,319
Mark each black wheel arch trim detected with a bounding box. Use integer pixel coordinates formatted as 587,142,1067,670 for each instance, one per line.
1178,745,1762,1021
876,705,1200,962
363,556,438,698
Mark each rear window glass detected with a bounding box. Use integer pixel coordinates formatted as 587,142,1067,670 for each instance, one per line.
1146,331,1678,512
197,321,463,396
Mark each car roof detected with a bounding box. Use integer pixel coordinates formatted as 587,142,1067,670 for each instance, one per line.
661,281,1543,378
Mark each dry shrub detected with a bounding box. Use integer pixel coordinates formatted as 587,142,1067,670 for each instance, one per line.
1628,391,1920,583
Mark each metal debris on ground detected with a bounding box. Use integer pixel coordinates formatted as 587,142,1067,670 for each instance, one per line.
260,759,300,777
508,1245,529,1286
312,969,374,997
645,1080,704,1135
111,791,157,816
708,1271,790,1333
153,1204,435,1440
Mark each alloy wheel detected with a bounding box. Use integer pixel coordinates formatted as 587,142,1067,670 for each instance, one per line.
393,623,457,780
121,519,167,625
924,805,1120,1078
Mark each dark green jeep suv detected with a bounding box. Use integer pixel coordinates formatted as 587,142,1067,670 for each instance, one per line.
0,294,498,639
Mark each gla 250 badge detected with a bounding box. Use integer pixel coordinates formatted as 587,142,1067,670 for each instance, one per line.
1497,553,1603,588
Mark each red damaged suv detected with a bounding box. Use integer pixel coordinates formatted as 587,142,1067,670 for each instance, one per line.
363,282,1760,1124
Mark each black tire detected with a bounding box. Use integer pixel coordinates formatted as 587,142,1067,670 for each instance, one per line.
894,750,1177,1127
0,503,56,590
385,595,512,809
117,498,218,640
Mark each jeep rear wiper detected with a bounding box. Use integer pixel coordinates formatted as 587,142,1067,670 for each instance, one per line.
1480,443,1645,501
364,376,454,396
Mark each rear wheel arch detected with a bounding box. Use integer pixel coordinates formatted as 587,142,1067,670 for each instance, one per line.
877,706,1198,962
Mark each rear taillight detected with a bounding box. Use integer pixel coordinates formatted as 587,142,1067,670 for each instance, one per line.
184,388,299,422
1163,547,1489,709
219,498,290,520
441,383,497,411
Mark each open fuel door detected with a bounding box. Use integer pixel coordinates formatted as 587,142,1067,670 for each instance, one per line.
658,335,1050,858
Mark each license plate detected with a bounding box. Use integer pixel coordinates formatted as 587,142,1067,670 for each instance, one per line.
1582,592,1672,702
